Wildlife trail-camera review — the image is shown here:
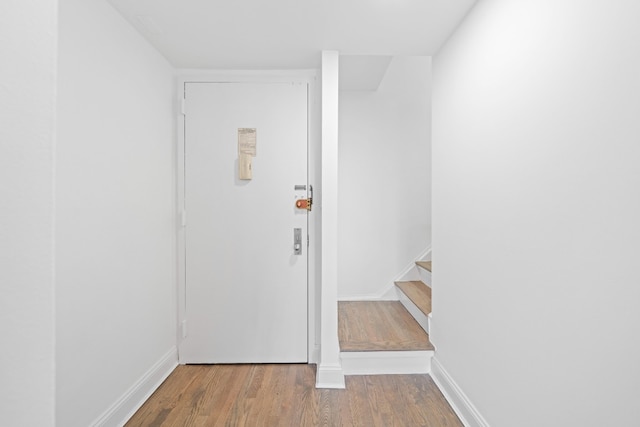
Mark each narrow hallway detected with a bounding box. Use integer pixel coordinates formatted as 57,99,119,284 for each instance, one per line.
126,364,462,426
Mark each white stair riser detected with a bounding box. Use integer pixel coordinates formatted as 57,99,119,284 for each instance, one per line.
397,289,430,334
417,266,432,286
341,351,433,375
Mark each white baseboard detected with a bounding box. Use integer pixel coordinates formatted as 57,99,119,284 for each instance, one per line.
397,289,430,334
431,358,490,427
341,350,433,375
339,286,398,302
90,347,178,427
315,364,346,389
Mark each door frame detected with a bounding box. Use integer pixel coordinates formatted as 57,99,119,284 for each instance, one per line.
175,70,320,364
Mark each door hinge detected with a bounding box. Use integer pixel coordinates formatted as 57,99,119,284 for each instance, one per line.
180,98,186,116
180,209,187,227
307,235,309,247
181,319,188,338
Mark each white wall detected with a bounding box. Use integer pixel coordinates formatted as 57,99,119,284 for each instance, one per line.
56,0,176,425
432,1,640,426
338,56,431,299
0,1,56,425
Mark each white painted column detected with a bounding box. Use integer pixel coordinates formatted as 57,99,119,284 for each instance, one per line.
316,51,345,388
0,0,57,425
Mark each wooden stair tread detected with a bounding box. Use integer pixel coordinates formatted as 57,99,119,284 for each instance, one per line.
395,281,431,317
338,301,434,352
416,261,432,272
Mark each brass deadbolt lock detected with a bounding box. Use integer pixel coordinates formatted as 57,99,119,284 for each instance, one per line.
295,198,312,211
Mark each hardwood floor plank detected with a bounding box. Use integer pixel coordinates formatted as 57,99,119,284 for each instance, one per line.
130,364,204,426
211,364,252,427
345,376,376,427
296,366,320,425
125,365,462,427
338,301,434,351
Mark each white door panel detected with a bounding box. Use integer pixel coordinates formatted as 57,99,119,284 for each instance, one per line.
181,82,308,363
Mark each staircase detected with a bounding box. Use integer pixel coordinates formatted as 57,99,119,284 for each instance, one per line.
339,260,434,375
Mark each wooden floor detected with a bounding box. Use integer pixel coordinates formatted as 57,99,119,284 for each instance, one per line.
338,301,434,351
126,364,463,427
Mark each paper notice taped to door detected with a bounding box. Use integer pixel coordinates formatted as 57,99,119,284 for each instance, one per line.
238,128,256,180
238,128,257,157
239,151,252,180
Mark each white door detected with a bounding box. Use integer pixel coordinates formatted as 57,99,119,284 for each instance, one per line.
181,82,308,363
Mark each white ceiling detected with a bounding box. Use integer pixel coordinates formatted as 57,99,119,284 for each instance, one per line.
107,0,476,69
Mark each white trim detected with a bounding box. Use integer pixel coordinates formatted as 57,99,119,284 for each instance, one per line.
307,75,321,365
397,286,430,334
309,345,321,364
431,358,490,427
175,70,319,364
90,347,178,427
338,246,432,301
176,76,187,357
338,286,399,302
177,69,318,81
341,350,433,375
318,51,343,386
315,364,346,389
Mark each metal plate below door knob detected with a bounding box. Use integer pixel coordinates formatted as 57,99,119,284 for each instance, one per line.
294,228,302,255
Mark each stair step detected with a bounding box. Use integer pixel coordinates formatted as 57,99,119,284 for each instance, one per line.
338,301,434,352
416,261,432,272
338,301,434,375
395,281,431,334
395,281,431,317
415,261,432,286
